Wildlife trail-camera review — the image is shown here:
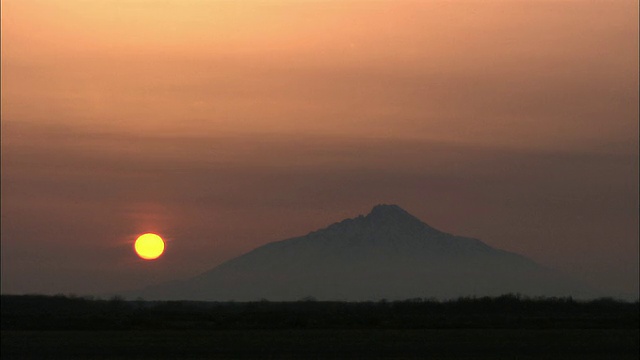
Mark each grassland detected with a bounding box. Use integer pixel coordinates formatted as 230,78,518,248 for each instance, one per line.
2,294,638,359
3,328,638,359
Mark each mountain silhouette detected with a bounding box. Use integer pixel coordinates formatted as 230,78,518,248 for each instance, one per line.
128,204,593,301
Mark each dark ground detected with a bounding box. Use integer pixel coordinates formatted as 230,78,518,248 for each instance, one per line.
2,294,638,359
2,328,639,359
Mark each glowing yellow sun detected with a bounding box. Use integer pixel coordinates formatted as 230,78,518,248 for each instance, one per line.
134,233,165,260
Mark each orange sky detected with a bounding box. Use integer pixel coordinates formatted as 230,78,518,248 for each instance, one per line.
2,0,638,297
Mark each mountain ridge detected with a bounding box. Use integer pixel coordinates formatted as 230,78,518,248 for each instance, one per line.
126,204,595,301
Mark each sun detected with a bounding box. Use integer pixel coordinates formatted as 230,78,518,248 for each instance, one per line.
134,233,165,260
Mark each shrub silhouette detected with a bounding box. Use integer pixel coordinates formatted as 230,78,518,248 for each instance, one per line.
1,294,637,330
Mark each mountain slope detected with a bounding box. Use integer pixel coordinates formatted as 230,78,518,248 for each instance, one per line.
129,205,593,301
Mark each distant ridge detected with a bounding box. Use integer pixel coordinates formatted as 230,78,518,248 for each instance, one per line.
127,205,595,301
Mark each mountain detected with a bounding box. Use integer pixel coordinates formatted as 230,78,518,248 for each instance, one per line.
127,204,594,301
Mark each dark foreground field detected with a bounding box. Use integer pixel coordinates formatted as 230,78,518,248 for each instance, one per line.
3,328,639,359
2,295,638,359
3,328,639,360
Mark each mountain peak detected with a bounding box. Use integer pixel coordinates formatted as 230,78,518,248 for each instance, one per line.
366,204,421,224
368,204,410,217
127,204,593,301
362,204,444,236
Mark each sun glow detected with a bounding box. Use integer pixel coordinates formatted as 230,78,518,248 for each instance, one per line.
134,233,165,260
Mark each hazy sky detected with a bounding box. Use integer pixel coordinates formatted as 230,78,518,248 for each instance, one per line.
2,0,638,298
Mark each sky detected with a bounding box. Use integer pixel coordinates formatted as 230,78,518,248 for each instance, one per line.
1,0,638,299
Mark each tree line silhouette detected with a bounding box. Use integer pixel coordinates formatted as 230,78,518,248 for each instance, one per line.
2,294,637,331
